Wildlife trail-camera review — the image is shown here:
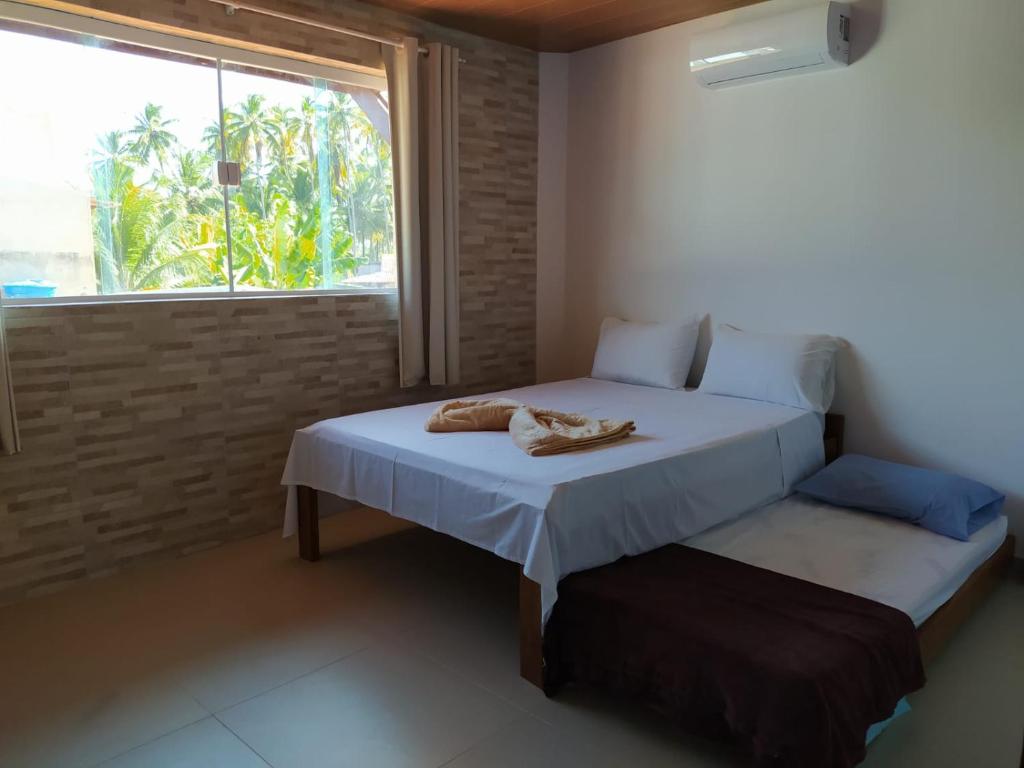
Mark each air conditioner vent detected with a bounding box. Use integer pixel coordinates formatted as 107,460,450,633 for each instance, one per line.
689,2,851,89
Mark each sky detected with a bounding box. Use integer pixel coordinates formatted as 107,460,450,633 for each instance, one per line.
0,27,337,192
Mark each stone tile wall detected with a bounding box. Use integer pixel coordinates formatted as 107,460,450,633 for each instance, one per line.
0,0,536,604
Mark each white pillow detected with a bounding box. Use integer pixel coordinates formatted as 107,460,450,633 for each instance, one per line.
698,325,841,412
591,316,699,390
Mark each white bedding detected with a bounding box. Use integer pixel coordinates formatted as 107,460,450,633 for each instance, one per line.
685,494,1009,626
282,377,825,621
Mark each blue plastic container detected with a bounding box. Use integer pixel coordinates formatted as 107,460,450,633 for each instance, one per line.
2,280,58,299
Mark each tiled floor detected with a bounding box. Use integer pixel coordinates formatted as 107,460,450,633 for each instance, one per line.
0,507,1021,768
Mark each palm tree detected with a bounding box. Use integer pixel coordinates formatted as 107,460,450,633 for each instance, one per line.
347,106,394,260
91,164,207,292
267,106,301,170
299,97,318,169
128,103,178,170
93,131,132,168
164,149,222,216
327,93,358,189
222,94,275,172
202,121,224,158
326,93,363,256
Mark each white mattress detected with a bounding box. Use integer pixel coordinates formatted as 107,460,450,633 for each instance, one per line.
282,377,826,621
684,494,1009,626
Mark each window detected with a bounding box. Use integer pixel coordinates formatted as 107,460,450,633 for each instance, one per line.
0,5,395,303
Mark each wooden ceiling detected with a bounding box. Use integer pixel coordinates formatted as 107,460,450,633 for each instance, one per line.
356,0,767,52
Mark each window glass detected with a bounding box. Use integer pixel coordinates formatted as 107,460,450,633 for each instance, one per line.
0,26,225,298
0,22,394,301
220,64,395,291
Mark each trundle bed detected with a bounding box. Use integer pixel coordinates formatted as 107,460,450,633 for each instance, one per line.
542,496,1014,766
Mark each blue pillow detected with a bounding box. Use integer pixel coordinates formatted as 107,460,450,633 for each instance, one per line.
795,454,1005,541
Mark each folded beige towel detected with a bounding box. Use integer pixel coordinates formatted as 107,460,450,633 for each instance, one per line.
425,398,521,432
509,406,636,456
425,398,635,457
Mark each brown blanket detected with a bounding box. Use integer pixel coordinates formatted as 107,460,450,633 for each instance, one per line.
544,545,925,768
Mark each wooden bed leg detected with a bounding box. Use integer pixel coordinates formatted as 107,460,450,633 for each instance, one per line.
519,569,544,690
297,485,320,562
823,413,845,465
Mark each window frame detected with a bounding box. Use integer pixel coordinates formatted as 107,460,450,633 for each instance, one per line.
0,0,395,308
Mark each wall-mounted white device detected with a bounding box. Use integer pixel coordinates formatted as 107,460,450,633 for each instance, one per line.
689,2,851,89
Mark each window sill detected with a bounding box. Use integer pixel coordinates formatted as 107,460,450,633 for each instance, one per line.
2,288,397,309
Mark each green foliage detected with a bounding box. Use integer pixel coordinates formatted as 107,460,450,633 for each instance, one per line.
91,146,216,293
91,87,394,295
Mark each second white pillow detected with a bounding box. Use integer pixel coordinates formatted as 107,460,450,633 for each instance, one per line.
591,316,699,390
698,325,842,412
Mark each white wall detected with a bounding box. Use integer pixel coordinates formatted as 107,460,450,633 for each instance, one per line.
0,180,96,296
551,0,1024,548
537,53,570,383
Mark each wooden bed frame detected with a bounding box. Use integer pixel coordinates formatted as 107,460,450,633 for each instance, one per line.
294,412,1017,689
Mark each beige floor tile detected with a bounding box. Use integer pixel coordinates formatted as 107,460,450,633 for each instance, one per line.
217,643,520,768
97,717,268,768
0,672,209,768
173,608,371,713
528,689,746,768
442,715,632,768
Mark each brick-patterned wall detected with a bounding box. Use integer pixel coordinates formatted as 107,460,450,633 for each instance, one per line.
0,0,537,605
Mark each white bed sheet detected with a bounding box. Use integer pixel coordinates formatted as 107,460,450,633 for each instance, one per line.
684,494,1009,626
282,377,825,622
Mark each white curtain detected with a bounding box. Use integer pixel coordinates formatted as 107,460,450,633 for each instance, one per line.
384,38,460,388
0,291,20,455
384,37,425,387
425,43,460,386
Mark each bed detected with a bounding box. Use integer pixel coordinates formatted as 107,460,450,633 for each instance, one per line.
543,498,1013,765
685,493,1015,665
685,493,1010,629
282,377,835,683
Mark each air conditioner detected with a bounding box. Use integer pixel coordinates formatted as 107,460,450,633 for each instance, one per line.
689,2,851,89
